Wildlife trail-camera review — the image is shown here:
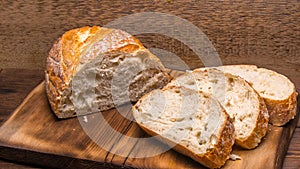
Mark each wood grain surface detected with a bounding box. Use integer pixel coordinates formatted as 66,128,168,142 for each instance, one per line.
0,77,299,169
0,0,299,168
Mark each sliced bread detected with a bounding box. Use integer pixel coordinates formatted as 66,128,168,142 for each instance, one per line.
217,65,297,126
167,68,269,149
132,86,235,168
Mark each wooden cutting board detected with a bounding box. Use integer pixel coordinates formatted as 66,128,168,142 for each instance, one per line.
0,70,299,169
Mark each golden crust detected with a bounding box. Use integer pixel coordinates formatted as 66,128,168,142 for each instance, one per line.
266,89,298,126
46,26,159,117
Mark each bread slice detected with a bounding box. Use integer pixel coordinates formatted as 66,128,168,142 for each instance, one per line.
132,86,235,168
45,26,172,118
217,65,297,126
167,68,269,149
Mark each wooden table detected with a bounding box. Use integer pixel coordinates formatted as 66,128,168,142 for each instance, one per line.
0,1,299,168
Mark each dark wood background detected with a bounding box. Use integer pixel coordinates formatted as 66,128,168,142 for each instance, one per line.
0,0,299,168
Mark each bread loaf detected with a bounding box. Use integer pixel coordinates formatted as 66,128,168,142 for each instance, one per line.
132,86,235,168
217,65,297,126
167,68,269,149
45,26,171,118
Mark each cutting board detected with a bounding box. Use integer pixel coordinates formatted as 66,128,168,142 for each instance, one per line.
0,70,299,169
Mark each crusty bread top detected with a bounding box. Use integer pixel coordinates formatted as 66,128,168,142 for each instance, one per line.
45,26,165,115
